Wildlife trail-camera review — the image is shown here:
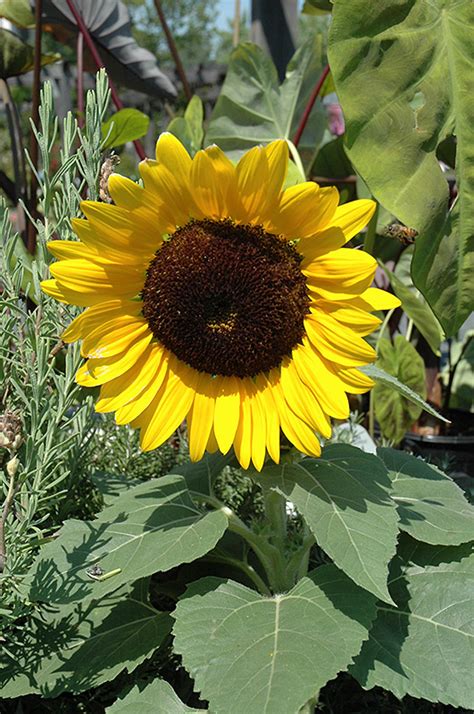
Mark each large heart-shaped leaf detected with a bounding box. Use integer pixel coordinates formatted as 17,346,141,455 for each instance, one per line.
372,336,426,443
264,445,398,603
379,447,474,545
27,474,228,604
107,679,199,714
351,539,474,709
38,0,176,99
205,38,326,156
328,0,474,335
0,580,171,698
0,28,59,79
173,566,376,714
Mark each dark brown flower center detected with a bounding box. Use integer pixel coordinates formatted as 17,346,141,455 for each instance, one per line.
141,219,309,378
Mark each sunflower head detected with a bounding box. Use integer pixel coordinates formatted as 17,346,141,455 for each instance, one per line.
42,134,399,470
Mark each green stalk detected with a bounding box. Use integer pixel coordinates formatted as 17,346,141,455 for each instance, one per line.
363,201,379,255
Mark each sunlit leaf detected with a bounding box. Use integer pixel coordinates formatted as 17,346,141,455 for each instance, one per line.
328,0,474,335
102,108,150,149
351,539,474,709
379,447,474,545
108,678,199,714
173,567,376,714
206,38,326,155
26,474,229,605
0,0,34,27
0,580,171,697
264,445,398,603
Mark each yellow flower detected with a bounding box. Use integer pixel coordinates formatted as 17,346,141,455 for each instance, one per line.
42,134,399,470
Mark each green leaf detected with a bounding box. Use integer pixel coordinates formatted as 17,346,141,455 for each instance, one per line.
107,678,199,714
27,474,228,605
168,95,204,157
0,28,59,79
379,447,474,545
173,566,376,714
328,0,474,335
351,539,474,709
373,336,426,443
0,580,171,698
91,471,142,506
0,0,34,27
101,108,150,149
302,0,333,14
311,135,353,180
206,38,326,153
382,251,444,355
171,450,237,497
361,363,448,423
264,445,398,603
444,332,474,412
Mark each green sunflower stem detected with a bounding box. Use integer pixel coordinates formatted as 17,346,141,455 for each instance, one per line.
260,484,294,592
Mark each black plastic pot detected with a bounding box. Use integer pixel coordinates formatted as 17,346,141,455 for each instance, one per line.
403,432,474,480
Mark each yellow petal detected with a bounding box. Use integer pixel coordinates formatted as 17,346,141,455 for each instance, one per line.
305,312,376,366
41,279,70,304
264,140,288,201
81,316,150,359
311,301,381,336
213,376,241,455
249,382,267,471
115,348,170,424
280,358,331,438
297,226,346,262
292,341,350,419
155,132,192,178
255,373,280,464
80,201,162,252
335,366,375,394
50,259,144,301
96,342,165,413
304,248,376,300
47,240,95,261
273,184,339,238
272,380,321,457
235,146,270,223
138,357,197,451
356,287,401,311
233,382,253,470
188,373,216,462
62,299,142,343
76,332,152,386
70,218,152,264
190,146,236,219
331,199,376,241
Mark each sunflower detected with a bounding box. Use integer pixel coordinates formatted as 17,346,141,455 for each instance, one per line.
42,134,399,470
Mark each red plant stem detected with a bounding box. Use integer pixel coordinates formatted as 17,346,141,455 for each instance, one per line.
65,0,146,160
77,31,84,127
153,0,192,101
27,0,43,254
293,63,330,149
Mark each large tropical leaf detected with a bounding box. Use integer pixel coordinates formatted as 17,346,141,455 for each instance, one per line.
36,0,176,99
0,0,34,27
205,38,326,157
0,28,59,79
328,0,474,335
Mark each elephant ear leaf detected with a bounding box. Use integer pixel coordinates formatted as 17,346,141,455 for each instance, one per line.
38,0,177,100
0,28,59,79
328,0,474,336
